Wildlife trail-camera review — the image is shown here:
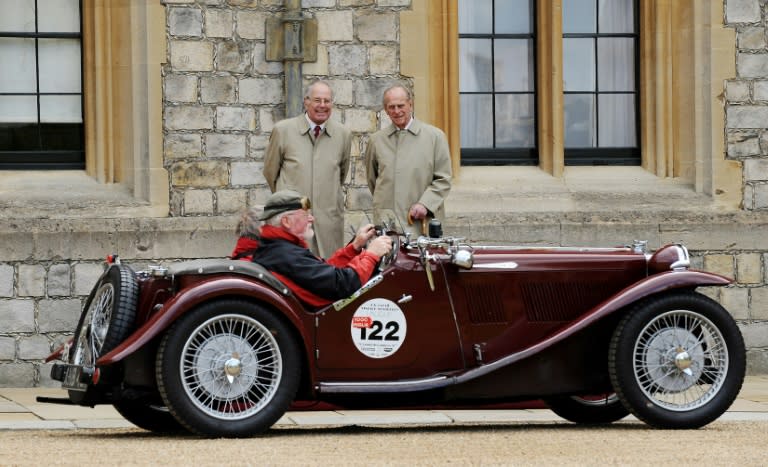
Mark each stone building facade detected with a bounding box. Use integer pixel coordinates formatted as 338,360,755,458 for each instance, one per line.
0,0,767,386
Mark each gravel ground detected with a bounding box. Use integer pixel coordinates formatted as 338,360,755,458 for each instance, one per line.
1,421,765,466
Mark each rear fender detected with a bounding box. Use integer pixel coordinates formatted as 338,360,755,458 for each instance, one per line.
96,276,306,365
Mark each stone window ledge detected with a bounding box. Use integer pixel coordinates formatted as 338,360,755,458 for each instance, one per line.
448,166,739,216
0,171,168,219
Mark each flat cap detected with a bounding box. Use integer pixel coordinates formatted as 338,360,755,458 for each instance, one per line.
259,190,312,221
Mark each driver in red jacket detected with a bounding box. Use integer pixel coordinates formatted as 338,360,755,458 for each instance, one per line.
251,190,392,308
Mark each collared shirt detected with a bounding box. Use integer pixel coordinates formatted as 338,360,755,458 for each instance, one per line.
304,114,325,135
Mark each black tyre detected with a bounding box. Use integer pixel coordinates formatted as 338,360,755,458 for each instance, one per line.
544,393,629,425
68,264,139,402
155,299,301,437
609,291,746,429
113,400,187,434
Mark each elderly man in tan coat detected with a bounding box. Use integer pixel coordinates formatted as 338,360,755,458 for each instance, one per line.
365,84,452,237
263,80,353,258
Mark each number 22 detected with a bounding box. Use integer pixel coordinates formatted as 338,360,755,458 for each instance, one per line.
359,320,400,341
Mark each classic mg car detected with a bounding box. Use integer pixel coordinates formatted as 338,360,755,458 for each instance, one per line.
41,217,746,437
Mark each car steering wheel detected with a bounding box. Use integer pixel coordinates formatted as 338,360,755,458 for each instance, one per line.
378,232,400,271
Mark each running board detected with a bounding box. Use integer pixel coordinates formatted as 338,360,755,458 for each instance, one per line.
35,396,75,405
319,375,451,393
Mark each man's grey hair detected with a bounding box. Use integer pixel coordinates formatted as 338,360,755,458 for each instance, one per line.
264,211,289,227
304,80,334,101
382,83,413,107
236,207,261,239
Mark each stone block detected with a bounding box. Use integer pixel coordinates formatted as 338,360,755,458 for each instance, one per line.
343,108,377,132
19,335,51,360
727,105,768,129
703,254,734,277
341,0,374,6
216,41,250,73
745,349,768,375
329,79,353,106
377,0,411,5
169,7,203,37
169,40,214,72
469,219,560,246
184,190,215,215
744,159,768,181
165,105,215,131
247,187,273,207
302,44,328,76
739,321,768,348
0,363,34,388
755,183,768,209
744,184,755,210
236,11,266,39
73,263,105,296
229,0,258,6
231,162,266,186
329,44,367,75
165,133,203,160
720,287,749,320
0,300,34,333
751,287,768,319
260,108,278,133
316,11,354,41
727,130,761,157
240,78,283,104
0,337,15,360
0,264,12,297
353,78,401,108
304,0,335,7
737,53,768,79
205,8,234,38
47,264,70,297
253,43,283,75
726,0,761,24
170,161,229,187
38,299,82,333
165,73,198,103
561,223,660,249
355,12,397,41
201,75,237,103
216,106,256,131
370,45,397,74
18,264,45,297
206,133,247,158
215,189,248,214
249,135,269,155
736,253,762,284
738,27,766,50
754,80,768,101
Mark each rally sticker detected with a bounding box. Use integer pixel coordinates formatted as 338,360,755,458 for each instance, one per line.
350,298,407,359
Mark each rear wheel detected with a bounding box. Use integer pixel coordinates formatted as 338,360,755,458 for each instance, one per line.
544,393,629,425
156,299,301,437
609,291,746,429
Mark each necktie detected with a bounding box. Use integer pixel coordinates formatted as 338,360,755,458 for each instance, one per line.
313,125,321,139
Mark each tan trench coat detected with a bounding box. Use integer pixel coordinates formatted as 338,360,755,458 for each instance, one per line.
365,118,452,236
263,115,352,258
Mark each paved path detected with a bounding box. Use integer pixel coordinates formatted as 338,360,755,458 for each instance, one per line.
1,376,767,431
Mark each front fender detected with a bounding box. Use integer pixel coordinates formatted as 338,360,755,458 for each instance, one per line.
97,276,305,365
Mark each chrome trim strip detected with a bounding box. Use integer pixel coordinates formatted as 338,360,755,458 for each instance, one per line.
473,261,519,269
319,375,449,393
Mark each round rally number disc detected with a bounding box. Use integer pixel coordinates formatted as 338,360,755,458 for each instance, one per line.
350,298,407,359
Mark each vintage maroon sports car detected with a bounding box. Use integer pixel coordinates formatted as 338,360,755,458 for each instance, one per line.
41,217,746,437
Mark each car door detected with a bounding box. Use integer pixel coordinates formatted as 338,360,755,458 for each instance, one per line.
313,255,466,381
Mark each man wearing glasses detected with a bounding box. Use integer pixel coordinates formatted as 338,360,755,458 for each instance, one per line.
263,80,353,258
251,190,392,309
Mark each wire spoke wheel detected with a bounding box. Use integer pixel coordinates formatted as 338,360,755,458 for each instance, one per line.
609,291,745,429
156,299,301,437
180,314,282,420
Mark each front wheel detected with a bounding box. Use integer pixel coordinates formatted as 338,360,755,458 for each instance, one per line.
544,393,629,425
609,291,746,429
156,299,301,437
